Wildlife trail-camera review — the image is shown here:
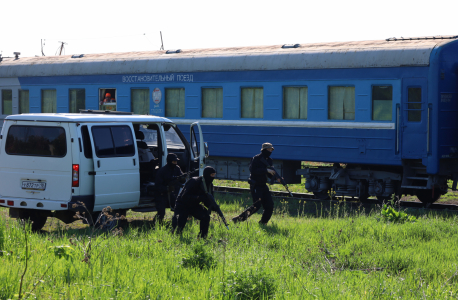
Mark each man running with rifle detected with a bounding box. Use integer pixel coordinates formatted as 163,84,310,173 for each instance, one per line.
232,143,284,225
171,166,228,238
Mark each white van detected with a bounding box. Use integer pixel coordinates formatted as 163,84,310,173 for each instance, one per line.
0,111,207,230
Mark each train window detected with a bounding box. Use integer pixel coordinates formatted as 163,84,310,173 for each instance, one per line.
2,90,12,115
41,90,57,113
165,88,185,118
202,88,223,118
328,86,355,120
372,86,392,121
69,89,85,113
408,88,422,122
283,87,307,119
131,89,150,115
19,90,29,114
241,88,263,118
99,89,117,111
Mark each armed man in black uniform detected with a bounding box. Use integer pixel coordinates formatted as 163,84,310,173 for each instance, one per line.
171,166,226,238
154,153,184,225
232,143,280,225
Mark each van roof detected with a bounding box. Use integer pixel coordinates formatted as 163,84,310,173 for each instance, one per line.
5,113,172,123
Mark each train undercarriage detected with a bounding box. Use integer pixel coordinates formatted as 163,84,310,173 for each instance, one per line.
297,160,451,204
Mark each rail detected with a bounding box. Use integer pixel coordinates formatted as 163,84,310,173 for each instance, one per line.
213,185,458,211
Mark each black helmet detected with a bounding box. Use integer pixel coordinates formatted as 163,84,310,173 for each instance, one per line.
166,153,179,164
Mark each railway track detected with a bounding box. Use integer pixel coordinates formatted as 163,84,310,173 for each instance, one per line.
213,185,458,211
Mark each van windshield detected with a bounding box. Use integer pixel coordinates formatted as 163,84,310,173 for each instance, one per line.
164,125,186,149
139,125,159,147
5,125,66,157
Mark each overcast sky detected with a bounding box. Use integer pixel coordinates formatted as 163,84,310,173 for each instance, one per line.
1,0,457,58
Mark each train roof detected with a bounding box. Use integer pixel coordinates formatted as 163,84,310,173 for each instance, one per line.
5,113,172,123
1,36,457,77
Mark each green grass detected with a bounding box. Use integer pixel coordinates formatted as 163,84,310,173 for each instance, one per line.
1,195,458,299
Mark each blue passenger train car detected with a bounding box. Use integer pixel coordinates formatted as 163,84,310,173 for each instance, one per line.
1,35,458,203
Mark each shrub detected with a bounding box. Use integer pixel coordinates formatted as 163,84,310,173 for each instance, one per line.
223,268,277,300
181,243,216,270
381,204,417,223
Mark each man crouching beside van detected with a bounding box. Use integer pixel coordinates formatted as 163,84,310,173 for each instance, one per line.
171,166,220,238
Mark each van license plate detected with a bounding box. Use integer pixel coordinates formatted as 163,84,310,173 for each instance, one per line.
21,181,46,191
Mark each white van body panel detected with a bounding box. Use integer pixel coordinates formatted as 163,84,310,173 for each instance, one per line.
0,113,207,219
86,123,140,211
0,121,73,206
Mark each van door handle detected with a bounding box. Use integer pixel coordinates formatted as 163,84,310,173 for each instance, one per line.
88,171,96,175
97,160,100,168
133,158,136,166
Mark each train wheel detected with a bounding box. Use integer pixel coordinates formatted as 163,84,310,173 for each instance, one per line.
358,194,370,203
416,189,440,204
313,191,330,200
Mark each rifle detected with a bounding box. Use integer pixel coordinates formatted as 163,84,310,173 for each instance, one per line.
260,157,294,197
166,169,198,210
207,194,229,230
171,169,199,183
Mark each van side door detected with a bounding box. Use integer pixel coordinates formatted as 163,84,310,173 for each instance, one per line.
86,123,140,211
190,122,206,176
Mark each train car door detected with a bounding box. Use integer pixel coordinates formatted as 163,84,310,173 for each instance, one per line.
190,122,206,176
401,78,428,158
87,123,140,211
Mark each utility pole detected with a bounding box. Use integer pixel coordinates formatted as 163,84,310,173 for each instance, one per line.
160,32,164,50
41,39,46,56
56,41,67,56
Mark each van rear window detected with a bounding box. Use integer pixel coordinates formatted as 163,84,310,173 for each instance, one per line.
5,125,66,157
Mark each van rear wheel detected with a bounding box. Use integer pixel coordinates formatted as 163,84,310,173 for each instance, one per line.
29,215,47,231
21,210,48,231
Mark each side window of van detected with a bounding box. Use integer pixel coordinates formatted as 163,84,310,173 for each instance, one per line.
91,126,135,158
5,125,66,157
81,126,93,158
